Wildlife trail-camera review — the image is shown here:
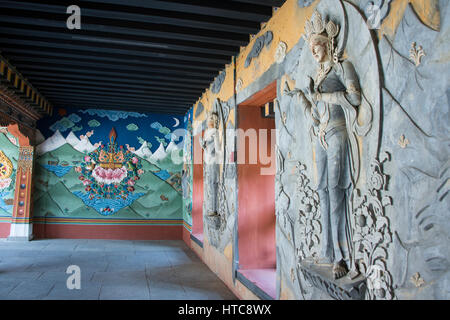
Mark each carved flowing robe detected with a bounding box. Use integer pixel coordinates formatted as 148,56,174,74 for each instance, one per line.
309,60,361,265
201,127,221,215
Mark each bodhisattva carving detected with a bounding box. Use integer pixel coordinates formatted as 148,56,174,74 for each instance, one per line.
200,111,221,217
287,10,366,280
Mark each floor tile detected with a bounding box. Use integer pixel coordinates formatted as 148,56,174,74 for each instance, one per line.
0,239,236,300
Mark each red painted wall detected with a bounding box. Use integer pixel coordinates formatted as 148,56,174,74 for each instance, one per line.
237,105,276,270
192,133,204,239
182,227,191,246
0,222,10,238
33,224,182,240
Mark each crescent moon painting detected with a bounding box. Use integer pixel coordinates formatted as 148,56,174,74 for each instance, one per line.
173,117,180,127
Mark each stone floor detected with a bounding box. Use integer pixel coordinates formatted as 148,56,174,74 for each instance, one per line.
0,239,237,300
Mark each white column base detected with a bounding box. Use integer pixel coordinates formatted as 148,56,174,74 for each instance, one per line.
8,223,33,241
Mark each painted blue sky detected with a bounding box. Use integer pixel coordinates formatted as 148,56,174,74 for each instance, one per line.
37,107,186,152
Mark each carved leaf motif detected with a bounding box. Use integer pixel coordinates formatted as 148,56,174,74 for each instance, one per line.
313,192,319,202
353,232,363,243
311,10,325,34
376,216,388,231
373,258,387,270
362,250,370,267
304,20,312,40
384,231,392,244
326,21,339,39
381,196,392,207
312,220,321,234
373,247,388,261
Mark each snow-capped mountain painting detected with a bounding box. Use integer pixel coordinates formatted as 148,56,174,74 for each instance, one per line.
36,130,67,155
133,141,153,161
65,131,80,146
150,143,167,162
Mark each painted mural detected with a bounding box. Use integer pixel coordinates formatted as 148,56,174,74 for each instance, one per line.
182,108,194,229
34,108,184,220
0,129,19,217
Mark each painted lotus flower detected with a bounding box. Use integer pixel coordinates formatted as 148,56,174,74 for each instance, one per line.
76,128,144,215
92,166,128,185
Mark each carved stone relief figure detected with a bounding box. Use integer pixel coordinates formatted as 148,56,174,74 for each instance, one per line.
202,98,236,250
276,0,383,300
290,10,363,280
200,111,221,216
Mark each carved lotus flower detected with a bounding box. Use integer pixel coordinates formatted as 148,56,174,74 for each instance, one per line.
354,205,371,238
368,170,385,191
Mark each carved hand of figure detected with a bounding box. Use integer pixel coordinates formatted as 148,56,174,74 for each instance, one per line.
305,76,322,104
199,137,206,150
284,87,303,98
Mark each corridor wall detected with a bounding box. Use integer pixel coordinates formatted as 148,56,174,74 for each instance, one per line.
183,0,450,300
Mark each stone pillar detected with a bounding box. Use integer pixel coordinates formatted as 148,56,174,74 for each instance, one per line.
8,146,34,241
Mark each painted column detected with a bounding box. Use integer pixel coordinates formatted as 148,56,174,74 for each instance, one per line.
9,146,34,240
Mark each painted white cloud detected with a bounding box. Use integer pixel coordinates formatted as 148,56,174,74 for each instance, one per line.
79,109,147,121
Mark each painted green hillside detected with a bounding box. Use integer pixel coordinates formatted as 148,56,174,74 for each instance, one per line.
34,144,183,220
155,149,183,173
0,132,19,165
36,143,86,166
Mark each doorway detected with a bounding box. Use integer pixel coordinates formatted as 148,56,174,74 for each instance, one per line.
191,132,204,244
236,81,277,299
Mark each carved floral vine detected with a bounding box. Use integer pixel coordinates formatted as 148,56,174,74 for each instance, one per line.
352,152,395,300
216,181,229,232
295,162,321,260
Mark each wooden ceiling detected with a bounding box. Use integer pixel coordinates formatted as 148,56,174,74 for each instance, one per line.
0,0,286,115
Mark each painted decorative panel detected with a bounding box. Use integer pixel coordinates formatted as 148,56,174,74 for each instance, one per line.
34,108,184,222
0,129,19,217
